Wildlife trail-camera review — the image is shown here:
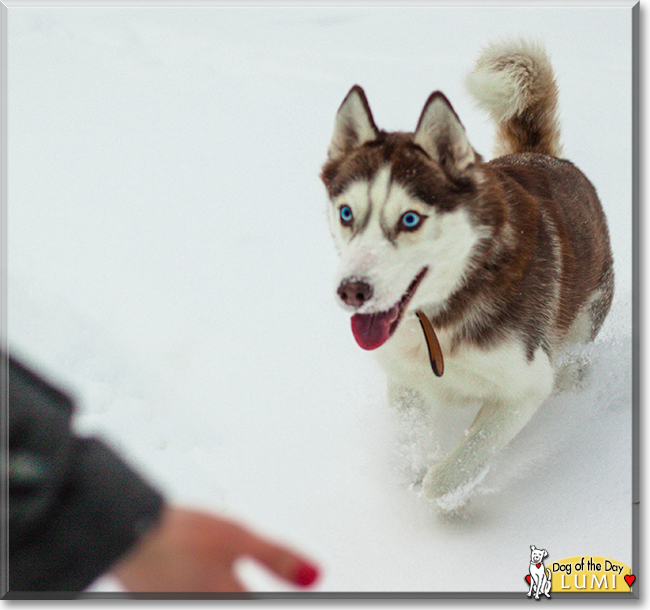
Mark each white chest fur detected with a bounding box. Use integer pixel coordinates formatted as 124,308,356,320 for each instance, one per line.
374,315,555,407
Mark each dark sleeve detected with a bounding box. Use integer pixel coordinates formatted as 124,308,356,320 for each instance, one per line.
8,355,166,593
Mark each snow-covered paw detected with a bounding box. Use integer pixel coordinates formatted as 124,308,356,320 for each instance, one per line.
422,461,490,512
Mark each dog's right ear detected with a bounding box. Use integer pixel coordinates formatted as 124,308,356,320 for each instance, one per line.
414,91,477,180
327,85,379,161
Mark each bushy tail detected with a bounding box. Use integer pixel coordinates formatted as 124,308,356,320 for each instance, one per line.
465,39,562,158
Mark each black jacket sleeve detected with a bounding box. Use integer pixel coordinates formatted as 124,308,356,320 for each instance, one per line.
8,355,165,593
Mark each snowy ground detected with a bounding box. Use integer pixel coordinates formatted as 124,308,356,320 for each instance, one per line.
7,4,636,597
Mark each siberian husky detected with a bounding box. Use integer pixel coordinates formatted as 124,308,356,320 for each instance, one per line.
321,40,613,511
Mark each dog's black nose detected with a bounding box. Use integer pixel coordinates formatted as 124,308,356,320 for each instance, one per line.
337,279,373,308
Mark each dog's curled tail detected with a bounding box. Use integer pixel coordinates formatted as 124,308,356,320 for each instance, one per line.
465,39,562,158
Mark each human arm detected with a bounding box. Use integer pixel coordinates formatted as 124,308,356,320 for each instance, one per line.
8,355,319,594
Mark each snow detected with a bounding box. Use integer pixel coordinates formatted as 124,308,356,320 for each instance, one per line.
6,3,636,597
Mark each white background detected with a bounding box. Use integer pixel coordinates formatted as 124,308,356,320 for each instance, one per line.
7,2,636,596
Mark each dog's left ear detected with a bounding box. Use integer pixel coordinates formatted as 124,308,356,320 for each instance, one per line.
414,92,478,180
327,85,379,161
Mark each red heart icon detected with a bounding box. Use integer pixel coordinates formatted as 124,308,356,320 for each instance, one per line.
536,563,541,568
624,574,636,587
525,575,531,584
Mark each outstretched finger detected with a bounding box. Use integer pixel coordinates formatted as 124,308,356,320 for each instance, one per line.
238,531,319,588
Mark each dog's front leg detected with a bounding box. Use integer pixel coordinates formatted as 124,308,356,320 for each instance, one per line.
422,392,547,510
422,343,554,510
527,574,535,597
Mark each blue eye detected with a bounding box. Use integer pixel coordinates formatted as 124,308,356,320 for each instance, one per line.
401,211,423,230
340,205,353,226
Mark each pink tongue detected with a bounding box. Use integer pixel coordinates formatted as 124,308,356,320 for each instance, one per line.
351,307,399,350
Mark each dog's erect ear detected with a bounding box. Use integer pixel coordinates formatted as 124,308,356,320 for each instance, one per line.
414,92,477,179
327,85,379,161
543,550,548,558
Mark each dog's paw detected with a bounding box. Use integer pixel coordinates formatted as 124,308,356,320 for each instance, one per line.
422,461,490,512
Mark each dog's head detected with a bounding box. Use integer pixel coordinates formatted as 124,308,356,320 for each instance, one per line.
530,545,548,564
321,86,491,350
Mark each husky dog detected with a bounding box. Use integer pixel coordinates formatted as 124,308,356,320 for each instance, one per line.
321,40,613,511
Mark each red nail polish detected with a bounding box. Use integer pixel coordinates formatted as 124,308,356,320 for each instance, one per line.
294,562,319,587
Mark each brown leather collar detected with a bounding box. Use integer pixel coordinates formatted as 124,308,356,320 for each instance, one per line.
416,310,444,377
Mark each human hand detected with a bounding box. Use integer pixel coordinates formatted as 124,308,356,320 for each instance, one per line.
111,507,319,593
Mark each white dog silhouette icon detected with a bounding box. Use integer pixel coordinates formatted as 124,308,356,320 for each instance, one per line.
528,545,552,599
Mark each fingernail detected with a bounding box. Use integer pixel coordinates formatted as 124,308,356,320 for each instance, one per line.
294,562,319,587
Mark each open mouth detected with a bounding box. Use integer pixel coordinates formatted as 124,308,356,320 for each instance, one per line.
350,267,428,350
